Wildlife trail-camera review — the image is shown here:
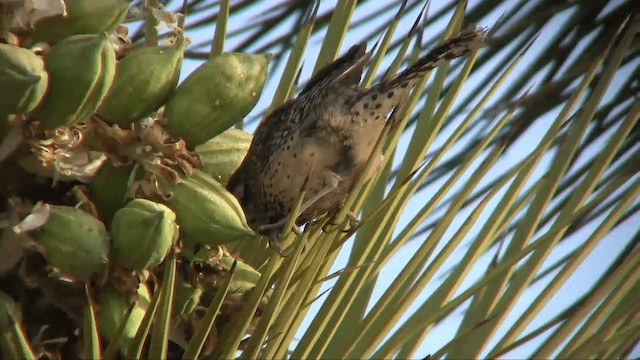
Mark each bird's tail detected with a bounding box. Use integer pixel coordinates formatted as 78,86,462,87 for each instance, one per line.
383,26,487,90
353,27,487,118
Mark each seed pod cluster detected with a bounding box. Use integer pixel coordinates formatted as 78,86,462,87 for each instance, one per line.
2,2,269,356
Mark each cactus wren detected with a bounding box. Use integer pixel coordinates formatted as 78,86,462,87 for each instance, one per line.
227,27,487,250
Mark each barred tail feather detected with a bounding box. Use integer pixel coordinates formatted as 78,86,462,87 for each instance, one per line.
352,27,487,119
386,26,487,89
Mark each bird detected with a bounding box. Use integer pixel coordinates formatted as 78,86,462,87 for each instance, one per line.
226,27,487,251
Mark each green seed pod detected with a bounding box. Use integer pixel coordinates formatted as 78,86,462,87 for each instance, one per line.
161,169,254,246
13,203,109,280
97,284,150,353
89,162,136,223
34,33,116,130
164,52,269,145
195,128,252,185
0,44,48,116
185,246,261,293
31,0,131,44
110,199,177,271
173,274,202,317
98,41,185,125
219,252,261,293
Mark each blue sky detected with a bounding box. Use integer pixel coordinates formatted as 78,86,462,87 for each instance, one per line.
175,0,639,357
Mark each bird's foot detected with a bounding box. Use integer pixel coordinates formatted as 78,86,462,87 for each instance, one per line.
267,234,286,256
258,220,303,236
322,211,361,234
257,220,286,234
259,222,304,256
342,212,361,235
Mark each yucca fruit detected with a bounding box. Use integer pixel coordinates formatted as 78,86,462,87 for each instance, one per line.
160,169,255,246
96,284,151,353
0,44,48,116
164,52,269,145
195,128,252,186
110,199,178,271
13,203,109,281
30,0,131,44
34,33,116,129
98,39,185,125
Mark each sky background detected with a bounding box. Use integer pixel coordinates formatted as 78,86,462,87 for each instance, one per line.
174,0,639,357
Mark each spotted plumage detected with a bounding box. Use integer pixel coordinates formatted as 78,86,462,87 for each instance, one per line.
227,27,487,249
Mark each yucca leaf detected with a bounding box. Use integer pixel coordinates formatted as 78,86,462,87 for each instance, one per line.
149,250,178,359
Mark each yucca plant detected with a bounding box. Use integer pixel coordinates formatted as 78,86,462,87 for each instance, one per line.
0,0,638,359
